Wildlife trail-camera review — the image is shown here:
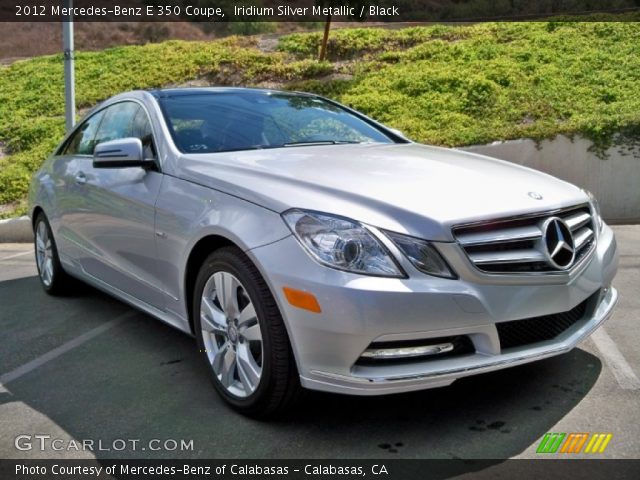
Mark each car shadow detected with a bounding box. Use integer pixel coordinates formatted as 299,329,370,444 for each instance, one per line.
0,275,603,466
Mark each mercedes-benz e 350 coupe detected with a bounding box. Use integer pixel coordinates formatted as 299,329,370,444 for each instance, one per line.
29,88,618,416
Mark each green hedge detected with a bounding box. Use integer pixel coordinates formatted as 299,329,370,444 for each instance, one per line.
2,21,640,217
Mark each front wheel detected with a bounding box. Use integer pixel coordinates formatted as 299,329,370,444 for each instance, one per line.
193,247,301,417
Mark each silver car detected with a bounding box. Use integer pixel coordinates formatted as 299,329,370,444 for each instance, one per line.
29,88,619,416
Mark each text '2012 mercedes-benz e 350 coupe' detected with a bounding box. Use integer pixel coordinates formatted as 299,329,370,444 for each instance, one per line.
29,88,618,416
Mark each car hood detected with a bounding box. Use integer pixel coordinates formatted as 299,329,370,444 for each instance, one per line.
176,143,587,241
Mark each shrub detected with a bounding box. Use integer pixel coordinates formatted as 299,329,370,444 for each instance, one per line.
2,21,640,217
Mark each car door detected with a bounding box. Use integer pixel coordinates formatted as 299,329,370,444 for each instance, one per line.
75,101,165,309
52,108,107,269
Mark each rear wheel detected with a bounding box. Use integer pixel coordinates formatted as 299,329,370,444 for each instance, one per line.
34,213,73,295
193,247,301,417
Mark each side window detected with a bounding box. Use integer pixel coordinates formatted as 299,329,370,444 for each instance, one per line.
93,102,139,147
63,109,105,155
130,107,157,160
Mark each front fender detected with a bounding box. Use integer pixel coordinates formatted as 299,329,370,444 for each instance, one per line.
154,174,290,319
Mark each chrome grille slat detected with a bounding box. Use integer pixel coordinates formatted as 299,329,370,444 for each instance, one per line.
470,249,546,265
574,227,594,250
565,212,591,231
453,204,595,274
457,225,542,246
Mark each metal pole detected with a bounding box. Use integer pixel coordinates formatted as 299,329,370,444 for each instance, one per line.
63,0,75,132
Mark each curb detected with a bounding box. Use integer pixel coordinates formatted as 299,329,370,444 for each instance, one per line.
0,216,33,243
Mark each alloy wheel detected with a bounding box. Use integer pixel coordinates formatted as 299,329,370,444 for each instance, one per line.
200,271,263,398
35,220,54,287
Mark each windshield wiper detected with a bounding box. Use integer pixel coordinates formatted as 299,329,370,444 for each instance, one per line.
282,140,362,147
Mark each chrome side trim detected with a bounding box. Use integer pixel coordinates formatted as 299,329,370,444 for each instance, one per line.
69,266,192,335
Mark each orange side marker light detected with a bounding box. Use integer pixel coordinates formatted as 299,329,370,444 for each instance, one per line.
283,287,322,313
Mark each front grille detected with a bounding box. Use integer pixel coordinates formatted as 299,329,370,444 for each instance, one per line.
453,204,596,274
497,294,592,350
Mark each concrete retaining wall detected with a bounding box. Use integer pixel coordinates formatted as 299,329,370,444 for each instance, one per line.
0,216,32,243
463,135,640,223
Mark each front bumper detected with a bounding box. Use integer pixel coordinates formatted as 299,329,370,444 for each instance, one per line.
248,224,619,395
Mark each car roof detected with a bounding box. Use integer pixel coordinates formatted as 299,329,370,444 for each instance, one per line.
149,87,315,98
78,87,323,125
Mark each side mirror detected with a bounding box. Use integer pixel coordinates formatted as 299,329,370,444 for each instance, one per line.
93,138,150,168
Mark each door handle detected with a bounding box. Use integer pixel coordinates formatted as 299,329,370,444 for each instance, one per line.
75,172,87,185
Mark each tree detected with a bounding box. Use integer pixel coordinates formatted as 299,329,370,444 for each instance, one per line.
315,0,370,61
319,11,332,62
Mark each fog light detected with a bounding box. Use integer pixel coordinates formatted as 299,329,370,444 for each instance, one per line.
361,342,454,360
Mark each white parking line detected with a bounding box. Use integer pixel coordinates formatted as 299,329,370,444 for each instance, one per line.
591,327,640,390
0,311,136,392
0,250,32,261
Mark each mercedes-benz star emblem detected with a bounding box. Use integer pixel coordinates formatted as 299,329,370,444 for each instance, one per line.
528,191,543,200
542,217,576,269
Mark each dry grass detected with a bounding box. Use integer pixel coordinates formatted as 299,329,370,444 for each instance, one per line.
0,22,211,62
0,21,331,64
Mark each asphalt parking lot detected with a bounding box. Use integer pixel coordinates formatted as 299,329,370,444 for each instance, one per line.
0,226,638,460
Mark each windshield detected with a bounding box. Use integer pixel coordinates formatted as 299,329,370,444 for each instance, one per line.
158,91,395,154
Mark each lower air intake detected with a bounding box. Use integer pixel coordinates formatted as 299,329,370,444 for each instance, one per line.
496,293,595,350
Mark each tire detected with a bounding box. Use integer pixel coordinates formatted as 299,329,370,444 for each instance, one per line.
33,212,73,295
193,246,301,417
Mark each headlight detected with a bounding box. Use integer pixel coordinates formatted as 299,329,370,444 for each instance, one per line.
282,209,404,277
584,189,604,233
385,231,457,279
